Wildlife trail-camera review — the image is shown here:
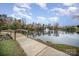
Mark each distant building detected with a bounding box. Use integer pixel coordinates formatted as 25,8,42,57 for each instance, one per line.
54,23,59,30
44,28,49,33
6,17,13,24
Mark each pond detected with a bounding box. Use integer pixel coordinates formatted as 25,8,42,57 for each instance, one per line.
32,30,79,47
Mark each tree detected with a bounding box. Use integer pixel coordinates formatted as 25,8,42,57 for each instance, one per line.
0,14,7,34
11,19,19,40
77,25,79,28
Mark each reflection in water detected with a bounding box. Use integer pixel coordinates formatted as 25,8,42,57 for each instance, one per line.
36,30,59,37
29,28,59,37
76,32,79,34
48,31,51,36
64,30,75,34
27,29,79,37
42,31,44,35
53,30,59,36
30,30,79,47
27,29,79,47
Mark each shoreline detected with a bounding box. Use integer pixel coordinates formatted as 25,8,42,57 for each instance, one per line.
26,35,79,56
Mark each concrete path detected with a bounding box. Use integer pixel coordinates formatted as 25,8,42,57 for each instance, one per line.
16,33,69,56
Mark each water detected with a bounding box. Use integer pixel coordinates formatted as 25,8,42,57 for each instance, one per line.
32,31,79,47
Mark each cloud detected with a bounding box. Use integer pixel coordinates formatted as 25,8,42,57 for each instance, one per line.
68,7,78,12
17,12,32,19
63,3,78,13
13,6,26,12
37,16,46,20
10,14,21,19
63,3,75,6
12,4,32,20
11,13,32,20
50,8,69,16
36,16,59,24
36,3,47,9
49,16,59,22
50,6,78,16
15,3,31,10
36,16,48,24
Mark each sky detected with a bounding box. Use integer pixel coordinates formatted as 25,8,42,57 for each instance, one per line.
0,3,79,26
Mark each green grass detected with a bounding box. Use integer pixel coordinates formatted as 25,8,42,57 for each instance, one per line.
0,40,26,56
35,39,79,56
46,41,79,56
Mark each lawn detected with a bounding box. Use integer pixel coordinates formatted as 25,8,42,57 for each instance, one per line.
0,40,26,56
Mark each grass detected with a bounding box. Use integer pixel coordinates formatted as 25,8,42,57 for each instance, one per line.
0,40,26,56
35,39,79,56
46,41,79,56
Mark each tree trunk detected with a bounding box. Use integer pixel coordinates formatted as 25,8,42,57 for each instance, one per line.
14,30,16,40
0,30,1,34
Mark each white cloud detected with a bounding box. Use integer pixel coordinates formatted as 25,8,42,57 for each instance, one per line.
37,16,46,20
13,6,26,12
68,7,78,12
12,4,32,20
49,16,59,22
36,3,47,9
36,16,59,24
17,12,32,19
63,3,75,6
15,3,31,9
50,8,69,16
36,16,48,24
11,12,32,20
13,6,20,12
50,6,78,16
63,3,78,13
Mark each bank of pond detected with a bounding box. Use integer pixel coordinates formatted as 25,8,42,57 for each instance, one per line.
24,30,79,56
